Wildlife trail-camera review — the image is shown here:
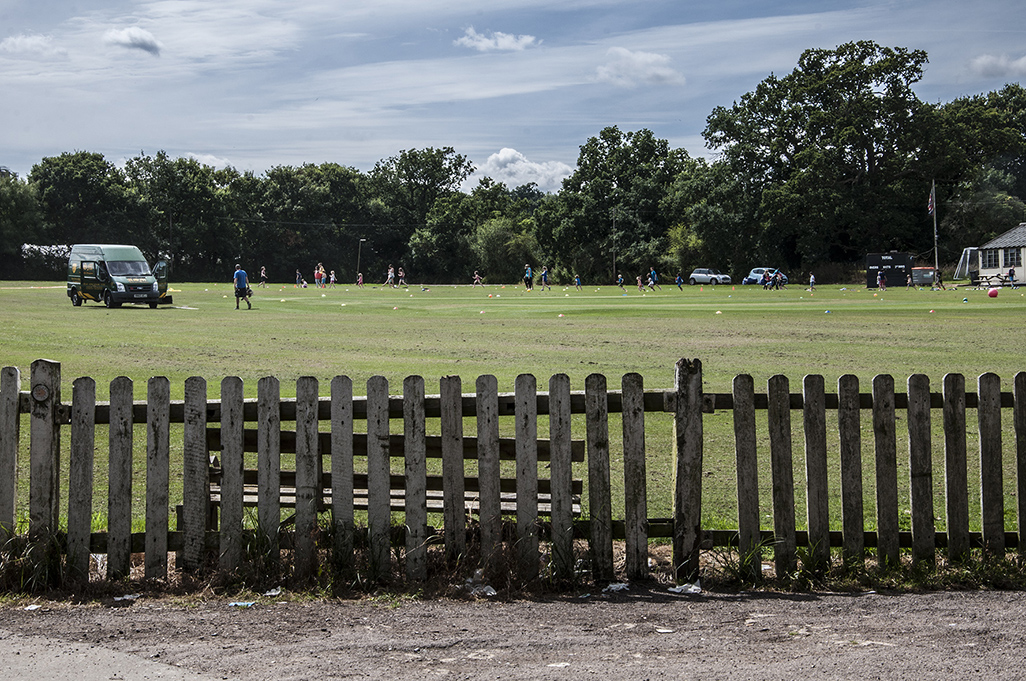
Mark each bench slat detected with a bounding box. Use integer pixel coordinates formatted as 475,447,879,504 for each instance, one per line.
205,428,586,462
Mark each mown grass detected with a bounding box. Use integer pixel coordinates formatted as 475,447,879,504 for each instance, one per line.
2,278,1024,541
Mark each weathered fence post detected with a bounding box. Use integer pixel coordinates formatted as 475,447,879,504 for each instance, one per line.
1015,372,1026,556
294,376,320,582
978,372,1004,554
366,376,391,582
331,375,355,574
907,374,935,566
440,375,466,564
733,374,760,582
0,366,20,540
181,377,208,572
767,374,796,578
29,359,61,538
67,377,96,581
672,358,703,583
257,376,282,567
622,372,648,580
145,376,170,580
872,374,899,568
108,376,134,580
403,376,427,581
802,374,829,571
942,373,969,562
476,375,501,571
549,373,574,582
515,373,539,582
219,376,245,572
585,373,613,583
838,374,864,568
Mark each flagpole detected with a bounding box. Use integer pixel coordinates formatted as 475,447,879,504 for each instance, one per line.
932,179,938,274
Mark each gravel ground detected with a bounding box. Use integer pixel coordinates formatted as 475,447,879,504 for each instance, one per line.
4,586,1026,680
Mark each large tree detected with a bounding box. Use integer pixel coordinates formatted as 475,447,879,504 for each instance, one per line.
368,147,474,272
536,126,688,281
703,41,935,269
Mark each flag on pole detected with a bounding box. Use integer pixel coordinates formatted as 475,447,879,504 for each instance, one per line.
928,185,935,215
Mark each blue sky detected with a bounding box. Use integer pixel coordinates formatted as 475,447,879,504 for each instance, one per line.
1,0,1024,191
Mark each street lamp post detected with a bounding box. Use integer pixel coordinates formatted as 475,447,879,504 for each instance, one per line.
356,238,367,284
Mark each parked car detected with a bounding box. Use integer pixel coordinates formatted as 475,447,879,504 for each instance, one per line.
687,268,731,285
742,267,788,286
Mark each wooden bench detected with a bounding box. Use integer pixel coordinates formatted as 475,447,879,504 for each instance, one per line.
199,427,584,530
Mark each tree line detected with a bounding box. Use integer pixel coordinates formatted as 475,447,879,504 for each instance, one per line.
2,41,1024,285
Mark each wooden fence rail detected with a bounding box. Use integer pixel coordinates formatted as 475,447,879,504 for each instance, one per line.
2,359,1026,586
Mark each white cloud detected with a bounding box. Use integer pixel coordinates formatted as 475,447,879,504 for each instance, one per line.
474,148,573,193
968,54,1026,78
596,46,685,88
0,34,67,57
454,27,538,52
186,152,234,169
103,26,163,56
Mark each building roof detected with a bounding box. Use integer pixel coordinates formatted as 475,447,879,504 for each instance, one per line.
981,223,1026,249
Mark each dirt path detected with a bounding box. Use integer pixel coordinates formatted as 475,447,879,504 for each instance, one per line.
3,586,1026,680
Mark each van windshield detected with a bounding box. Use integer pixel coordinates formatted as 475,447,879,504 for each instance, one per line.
107,260,151,276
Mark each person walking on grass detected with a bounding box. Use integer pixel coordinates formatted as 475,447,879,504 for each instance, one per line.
357,272,364,288
234,264,251,309
384,264,395,288
636,275,645,292
472,270,484,287
809,273,816,291
616,272,625,291
574,273,582,291
675,273,684,291
524,264,533,291
397,267,408,288
329,270,337,288
295,269,302,288
260,266,268,288
540,266,551,291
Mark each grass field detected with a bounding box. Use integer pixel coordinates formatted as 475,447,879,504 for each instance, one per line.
3,277,1025,534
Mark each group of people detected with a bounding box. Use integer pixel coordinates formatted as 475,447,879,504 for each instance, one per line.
522,264,585,292
762,269,786,289
382,264,408,288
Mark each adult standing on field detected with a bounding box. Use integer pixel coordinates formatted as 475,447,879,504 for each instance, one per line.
260,266,268,287
524,264,533,291
234,264,251,309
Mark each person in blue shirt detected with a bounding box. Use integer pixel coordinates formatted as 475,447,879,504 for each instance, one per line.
574,273,582,291
524,264,533,291
540,266,551,291
234,264,251,309
650,267,662,290
675,273,684,290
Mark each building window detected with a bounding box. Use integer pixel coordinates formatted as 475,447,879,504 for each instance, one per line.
1004,248,1022,268
982,249,1000,269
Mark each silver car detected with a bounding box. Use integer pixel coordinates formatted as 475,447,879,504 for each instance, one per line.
688,268,731,285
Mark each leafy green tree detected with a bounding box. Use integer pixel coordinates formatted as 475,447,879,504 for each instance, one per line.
123,151,238,279
536,126,688,281
703,41,935,268
29,151,142,247
368,147,474,270
0,174,42,278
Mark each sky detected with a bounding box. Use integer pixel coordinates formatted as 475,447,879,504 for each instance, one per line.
1,0,1024,192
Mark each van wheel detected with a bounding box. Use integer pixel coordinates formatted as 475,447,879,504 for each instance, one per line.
71,290,82,306
149,302,158,309
103,292,120,309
